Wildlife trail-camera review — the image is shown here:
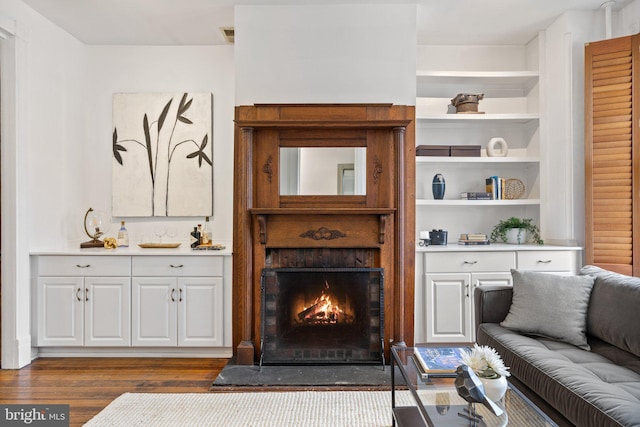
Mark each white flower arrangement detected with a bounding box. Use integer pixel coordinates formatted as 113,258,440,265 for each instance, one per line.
461,344,511,379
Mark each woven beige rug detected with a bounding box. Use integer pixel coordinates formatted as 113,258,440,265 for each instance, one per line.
84,390,415,427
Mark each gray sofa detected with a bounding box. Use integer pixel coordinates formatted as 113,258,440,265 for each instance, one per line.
475,265,640,427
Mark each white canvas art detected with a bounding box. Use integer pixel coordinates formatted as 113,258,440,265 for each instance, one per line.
112,93,213,217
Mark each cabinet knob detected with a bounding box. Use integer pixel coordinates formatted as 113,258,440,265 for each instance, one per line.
76,264,91,268
463,261,478,265
170,264,184,268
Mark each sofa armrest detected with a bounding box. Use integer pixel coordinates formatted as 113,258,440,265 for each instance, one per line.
474,285,513,331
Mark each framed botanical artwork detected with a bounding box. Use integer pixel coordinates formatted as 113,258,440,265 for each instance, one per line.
112,92,213,217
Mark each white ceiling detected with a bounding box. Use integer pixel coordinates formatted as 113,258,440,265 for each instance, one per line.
22,0,629,46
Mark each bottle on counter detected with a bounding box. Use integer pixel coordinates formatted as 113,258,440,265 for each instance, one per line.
190,226,201,248
201,217,211,245
117,221,129,247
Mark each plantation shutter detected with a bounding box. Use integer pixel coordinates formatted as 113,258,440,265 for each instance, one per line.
585,35,640,276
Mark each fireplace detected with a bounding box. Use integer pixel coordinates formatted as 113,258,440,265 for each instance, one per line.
260,268,384,365
233,104,416,365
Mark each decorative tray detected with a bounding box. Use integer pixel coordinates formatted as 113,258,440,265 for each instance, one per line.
138,243,181,248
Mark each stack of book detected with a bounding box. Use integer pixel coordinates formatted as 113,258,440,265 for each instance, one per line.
458,233,490,245
460,191,493,200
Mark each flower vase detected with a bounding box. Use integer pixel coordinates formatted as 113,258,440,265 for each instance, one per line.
432,173,445,200
479,375,508,402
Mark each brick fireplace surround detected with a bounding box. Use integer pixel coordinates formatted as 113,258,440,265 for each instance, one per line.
232,104,416,364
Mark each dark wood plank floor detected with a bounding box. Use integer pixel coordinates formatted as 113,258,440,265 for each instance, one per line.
0,357,228,426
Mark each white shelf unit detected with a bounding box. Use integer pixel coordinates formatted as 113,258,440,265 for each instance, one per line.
415,69,542,241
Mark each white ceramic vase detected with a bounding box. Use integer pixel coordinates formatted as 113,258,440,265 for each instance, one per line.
505,228,527,244
479,375,508,402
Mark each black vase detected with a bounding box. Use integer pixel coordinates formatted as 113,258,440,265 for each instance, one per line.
432,173,445,199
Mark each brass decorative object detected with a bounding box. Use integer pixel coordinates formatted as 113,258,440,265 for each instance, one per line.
80,208,111,248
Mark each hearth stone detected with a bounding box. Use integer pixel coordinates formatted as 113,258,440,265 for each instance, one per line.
211,358,393,388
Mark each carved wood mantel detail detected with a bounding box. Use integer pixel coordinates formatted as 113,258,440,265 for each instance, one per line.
300,226,347,240
232,104,416,365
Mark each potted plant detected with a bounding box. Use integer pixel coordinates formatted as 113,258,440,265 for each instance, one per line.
461,344,511,402
490,217,543,245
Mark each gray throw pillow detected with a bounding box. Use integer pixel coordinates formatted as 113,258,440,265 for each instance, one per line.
500,269,595,350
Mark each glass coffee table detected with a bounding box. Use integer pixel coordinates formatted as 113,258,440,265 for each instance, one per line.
391,346,558,427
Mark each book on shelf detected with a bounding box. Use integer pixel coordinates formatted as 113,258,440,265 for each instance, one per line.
412,346,470,378
458,239,490,245
459,233,487,241
485,176,507,200
460,192,493,200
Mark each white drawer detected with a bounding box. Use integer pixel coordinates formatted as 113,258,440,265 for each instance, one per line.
132,256,223,277
425,251,516,273
517,250,575,272
38,256,131,276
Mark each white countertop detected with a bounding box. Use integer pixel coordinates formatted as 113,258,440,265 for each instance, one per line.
416,243,582,252
31,241,232,256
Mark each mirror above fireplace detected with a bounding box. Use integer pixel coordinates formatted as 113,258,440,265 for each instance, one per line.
279,147,366,196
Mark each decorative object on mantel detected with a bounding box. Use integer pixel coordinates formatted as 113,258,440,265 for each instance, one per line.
450,93,485,114
504,178,525,200
80,207,111,248
490,217,543,245
432,173,446,199
461,344,510,402
112,92,213,217
486,137,508,157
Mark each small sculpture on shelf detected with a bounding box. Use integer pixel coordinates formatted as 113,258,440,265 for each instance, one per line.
451,93,484,114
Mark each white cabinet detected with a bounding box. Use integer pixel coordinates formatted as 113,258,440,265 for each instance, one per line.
132,256,224,347
415,70,542,241
418,246,581,344
36,256,131,347
424,251,515,343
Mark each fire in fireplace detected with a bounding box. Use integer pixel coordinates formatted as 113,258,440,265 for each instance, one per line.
260,267,384,365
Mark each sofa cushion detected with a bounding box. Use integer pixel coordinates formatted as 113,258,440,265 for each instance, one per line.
478,323,640,427
580,265,640,358
500,270,595,350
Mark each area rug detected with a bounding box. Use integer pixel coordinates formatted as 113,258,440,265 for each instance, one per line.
84,390,414,427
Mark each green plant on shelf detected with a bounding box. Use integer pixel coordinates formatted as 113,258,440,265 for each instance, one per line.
490,217,543,245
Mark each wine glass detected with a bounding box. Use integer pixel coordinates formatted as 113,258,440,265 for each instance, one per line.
165,227,177,243
154,225,166,243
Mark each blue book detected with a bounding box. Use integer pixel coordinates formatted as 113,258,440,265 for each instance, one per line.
413,346,470,378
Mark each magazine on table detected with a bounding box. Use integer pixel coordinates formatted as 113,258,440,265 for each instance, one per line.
412,346,470,378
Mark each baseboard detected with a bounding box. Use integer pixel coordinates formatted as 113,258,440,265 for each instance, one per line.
35,347,233,358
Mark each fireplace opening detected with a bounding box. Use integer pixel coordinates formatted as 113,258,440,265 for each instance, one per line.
260,268,384,365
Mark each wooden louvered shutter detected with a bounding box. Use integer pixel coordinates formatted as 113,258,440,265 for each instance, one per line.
585,35,640,276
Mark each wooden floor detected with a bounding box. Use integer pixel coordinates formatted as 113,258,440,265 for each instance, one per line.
0,357,228,426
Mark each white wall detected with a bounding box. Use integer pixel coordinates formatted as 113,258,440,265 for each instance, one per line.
234,4,416,105
84,45,235,247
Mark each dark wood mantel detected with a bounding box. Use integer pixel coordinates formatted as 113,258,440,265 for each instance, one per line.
232,104,416,365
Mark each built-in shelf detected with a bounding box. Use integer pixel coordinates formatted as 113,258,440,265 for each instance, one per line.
416,199,541,206
416,156,540,164
417,70,539,98
415,113,539,124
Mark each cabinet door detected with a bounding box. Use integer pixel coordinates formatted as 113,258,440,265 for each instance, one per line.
37,277,84,346
470,272,512,341
177,277,224,347
425,273,472,343
132,278,177,346
84,277,131,346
